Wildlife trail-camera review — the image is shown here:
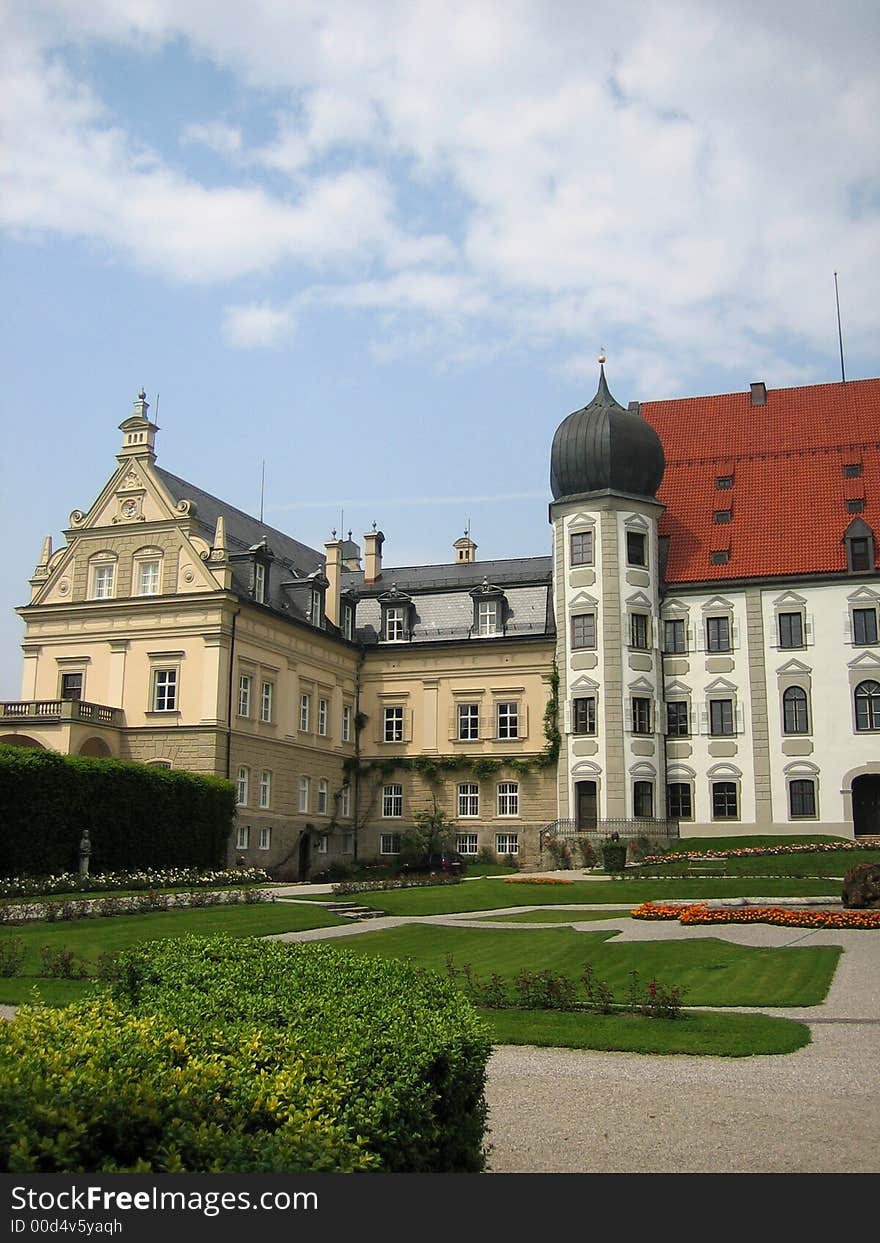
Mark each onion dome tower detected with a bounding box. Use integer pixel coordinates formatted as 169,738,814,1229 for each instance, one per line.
549,357,667,834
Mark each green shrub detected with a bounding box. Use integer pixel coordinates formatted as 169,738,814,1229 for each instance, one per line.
112,935,492,1172
0,745,235,877
0,1000,378,1173
601,842,628,874
0,939,25,977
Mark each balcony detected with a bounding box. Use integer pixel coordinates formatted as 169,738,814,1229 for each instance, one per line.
0,700,123,727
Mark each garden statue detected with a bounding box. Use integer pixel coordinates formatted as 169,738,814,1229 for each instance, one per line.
78,829,91,877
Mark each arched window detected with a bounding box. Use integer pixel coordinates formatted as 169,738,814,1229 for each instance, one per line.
782,686,809,734
854,680,880,731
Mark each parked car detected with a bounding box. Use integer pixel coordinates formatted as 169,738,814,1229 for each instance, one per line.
399,850,467,877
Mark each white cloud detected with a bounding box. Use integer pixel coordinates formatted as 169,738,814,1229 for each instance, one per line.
180,120,243,157
222,303,296,349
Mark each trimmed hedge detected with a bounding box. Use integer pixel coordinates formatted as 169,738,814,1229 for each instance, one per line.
0,746,234,876
0,999,378,1172
112,935,492,1172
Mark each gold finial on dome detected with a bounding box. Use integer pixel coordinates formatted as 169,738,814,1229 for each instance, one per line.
598,346,606,365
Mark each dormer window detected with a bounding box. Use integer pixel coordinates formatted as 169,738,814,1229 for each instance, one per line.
470,580,506,637
379,586,412,642
309,587,323,627
342,602,354,641
844,519,875,573
254,562,266,603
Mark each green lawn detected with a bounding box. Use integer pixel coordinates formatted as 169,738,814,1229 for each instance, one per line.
328,875,840,916
0,901,346,1005
337,924,841,1007
637,847,880,879
475,908,634,923
481,1007,811,1056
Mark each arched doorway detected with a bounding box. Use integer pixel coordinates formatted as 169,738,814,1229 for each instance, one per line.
852,775,880,838
0,734,44,749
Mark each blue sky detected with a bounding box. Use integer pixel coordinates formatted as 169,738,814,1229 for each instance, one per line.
2,0,878,696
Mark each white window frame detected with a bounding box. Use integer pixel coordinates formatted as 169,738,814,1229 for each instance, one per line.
382,784,403,818
238,674,252,718
298,776,310,813
152,668,178,713
380,833,401,855
136,558,161,597
477,599,500,636
458,703,480,741
384,606,406,642
457,782,480,818
313,834,328,855
457,832,479,855
254,562,266,604
384,705,404,743
497,702,519,740
91,562,116,600
342,704,352,742
235,825,249,850
258,826,271,850
236,766,249,807
300,693,311,733
497,782,519,817
318,697,328,736
317,779,328,815
340,785,351,818
495,832,519,856
259,770,271,809
260,680,273,723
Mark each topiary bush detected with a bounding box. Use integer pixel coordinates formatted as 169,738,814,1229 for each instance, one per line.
601,842,628,875
0,999,378,1173
842,862,880,909
112,935,491,1172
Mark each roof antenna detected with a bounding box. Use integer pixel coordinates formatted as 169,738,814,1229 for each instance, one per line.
834,272,846,383
259,459,265,523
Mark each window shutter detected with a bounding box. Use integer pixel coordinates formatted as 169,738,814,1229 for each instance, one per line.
480,714,491,739
563,701,572,734
689,704,698,735
695,623,704,652
736,703,745,733
805,614,814,644
687,624,696,652
659,706,668,735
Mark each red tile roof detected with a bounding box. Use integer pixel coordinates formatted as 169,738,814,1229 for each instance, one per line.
641,378,880,584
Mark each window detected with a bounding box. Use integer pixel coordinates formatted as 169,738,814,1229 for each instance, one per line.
782,687,809,734
710,550,730,565
666,702,689,736
313,835,328,855
844,463,862,479
60,672,83,701
716,475,734,489
253,562,266,604
632,697,652,734
664,619,686,654
854,681,880,731
666,783,693,820
340,785,351,818
789,779,817,818
477,600,501,636
849,537,872,572
572,697,596,735
497,782,519,816
137,559,161,596
298,776,309,813
236,766,249,806
317,779,328,815
458,703,479,741
318,698,328,736
778,613,804,649
384,606,406,641
342,604,354,641
709,699,735,736
457,833,479,855
458,783,479,817
571,613,596,649
847,499,865,514
260,681,273,723
712,782,738,819
383,705,404,743
380,833,401,855
238,675,252,718
706,616,731,652
626,531,647,566
236,825,249,850
92,563,115,599
495,833,519,856
310,588,323,626
342,833,354,854
497,702,519,740
713,510,732,524
342,704,352,743
853,608,879,646
630,613,649,650
258,826,271,850
570,530,593,566
259,770,271,809
382,785,403,818
152,669,177,712
300,693,311,732
633,780,654,818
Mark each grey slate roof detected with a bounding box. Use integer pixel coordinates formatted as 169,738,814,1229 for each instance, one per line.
341,555,552,595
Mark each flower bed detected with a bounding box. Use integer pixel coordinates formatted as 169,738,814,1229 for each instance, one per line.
0,888,272,926
503,875,574,885
332,875,461,896
0,867,271,899
639,842,865,867
630,901,880,929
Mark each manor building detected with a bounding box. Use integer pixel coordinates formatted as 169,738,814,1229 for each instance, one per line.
4,368,879,875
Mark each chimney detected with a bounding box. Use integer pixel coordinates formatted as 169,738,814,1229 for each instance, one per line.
363,526,384,585
749,381,767,407
324,532,343,627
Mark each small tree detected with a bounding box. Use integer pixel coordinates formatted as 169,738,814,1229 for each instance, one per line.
402,795,456,859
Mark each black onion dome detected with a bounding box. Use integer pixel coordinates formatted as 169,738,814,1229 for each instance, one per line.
550,366,665,501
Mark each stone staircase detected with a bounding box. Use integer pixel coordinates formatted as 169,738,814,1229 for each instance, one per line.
322,901,386,922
